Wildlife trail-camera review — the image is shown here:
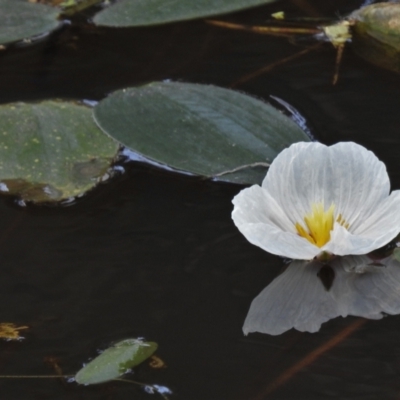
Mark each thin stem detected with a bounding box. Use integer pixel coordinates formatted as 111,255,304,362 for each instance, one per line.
206,20,320,37
254,319,366,399
0,375,74,378
0,375,170,399
332,43,345,85
230,43,323,87
114,378,147,386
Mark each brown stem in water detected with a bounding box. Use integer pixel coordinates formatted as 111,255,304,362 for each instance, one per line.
230,43,323,87
206,20,320,37
0,375,74,378
332,43,345,85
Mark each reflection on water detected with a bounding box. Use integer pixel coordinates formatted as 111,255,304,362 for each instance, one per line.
244,254,400,335
144,384,173,396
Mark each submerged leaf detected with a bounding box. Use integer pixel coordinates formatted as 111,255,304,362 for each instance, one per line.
0,101,119,203
93,0,276,27
75,339,158,385
93,82,310,185
0,0,61,46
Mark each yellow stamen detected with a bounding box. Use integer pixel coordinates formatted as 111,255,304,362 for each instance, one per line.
336,213,349,229
295,203,348,248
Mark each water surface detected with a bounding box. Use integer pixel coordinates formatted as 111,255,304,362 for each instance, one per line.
0,0,399,399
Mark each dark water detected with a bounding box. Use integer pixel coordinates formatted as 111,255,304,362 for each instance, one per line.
0,0,400,399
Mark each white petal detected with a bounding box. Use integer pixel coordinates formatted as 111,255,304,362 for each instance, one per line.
351,190,400,241
262,142,389,229
327,142,389,229
232,185,292,230
232,186,319,259
243,260,340,335
323,190,400,255
323,223,384,256
234,223,318,259
261,142,324,225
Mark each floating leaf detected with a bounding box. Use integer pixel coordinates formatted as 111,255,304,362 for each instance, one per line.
93,0,276,27
93,82,310,185
75,339,158,385
0,100,119,203
351,3,400,73
0,0,61,46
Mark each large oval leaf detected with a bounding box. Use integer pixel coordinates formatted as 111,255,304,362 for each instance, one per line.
93,0,276,27
75,339,158,385
0,0,61,46
0,100,119,203
93,82,310,185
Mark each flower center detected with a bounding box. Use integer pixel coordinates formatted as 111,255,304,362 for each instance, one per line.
295,203,348,248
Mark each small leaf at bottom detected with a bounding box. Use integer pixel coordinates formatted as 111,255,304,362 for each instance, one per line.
75,339,158,385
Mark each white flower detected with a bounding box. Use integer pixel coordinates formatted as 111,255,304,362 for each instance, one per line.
232,142,400,260
243,255,400,335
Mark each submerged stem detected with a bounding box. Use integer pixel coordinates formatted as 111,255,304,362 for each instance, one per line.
333,44,345,85
231,43,323,87
206,20,320,36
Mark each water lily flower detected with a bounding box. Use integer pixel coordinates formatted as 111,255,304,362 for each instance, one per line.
232,142,400,260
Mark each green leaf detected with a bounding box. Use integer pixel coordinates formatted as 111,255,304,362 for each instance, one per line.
351,3,400,73
75,339,158,385
60,0,104,17
93,82,310,185
0,0,61,46
0,100,119,203
93,0,276,27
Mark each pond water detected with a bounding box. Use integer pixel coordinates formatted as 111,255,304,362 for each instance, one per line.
0,0,400,399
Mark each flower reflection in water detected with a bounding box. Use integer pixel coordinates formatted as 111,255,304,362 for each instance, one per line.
232,141,400,335
243,254,400,335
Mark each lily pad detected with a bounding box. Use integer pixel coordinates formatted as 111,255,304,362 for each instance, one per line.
0,0,61,46
93,82,310,185
93,0,276,27
75,339,158,385
0,100,119,203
